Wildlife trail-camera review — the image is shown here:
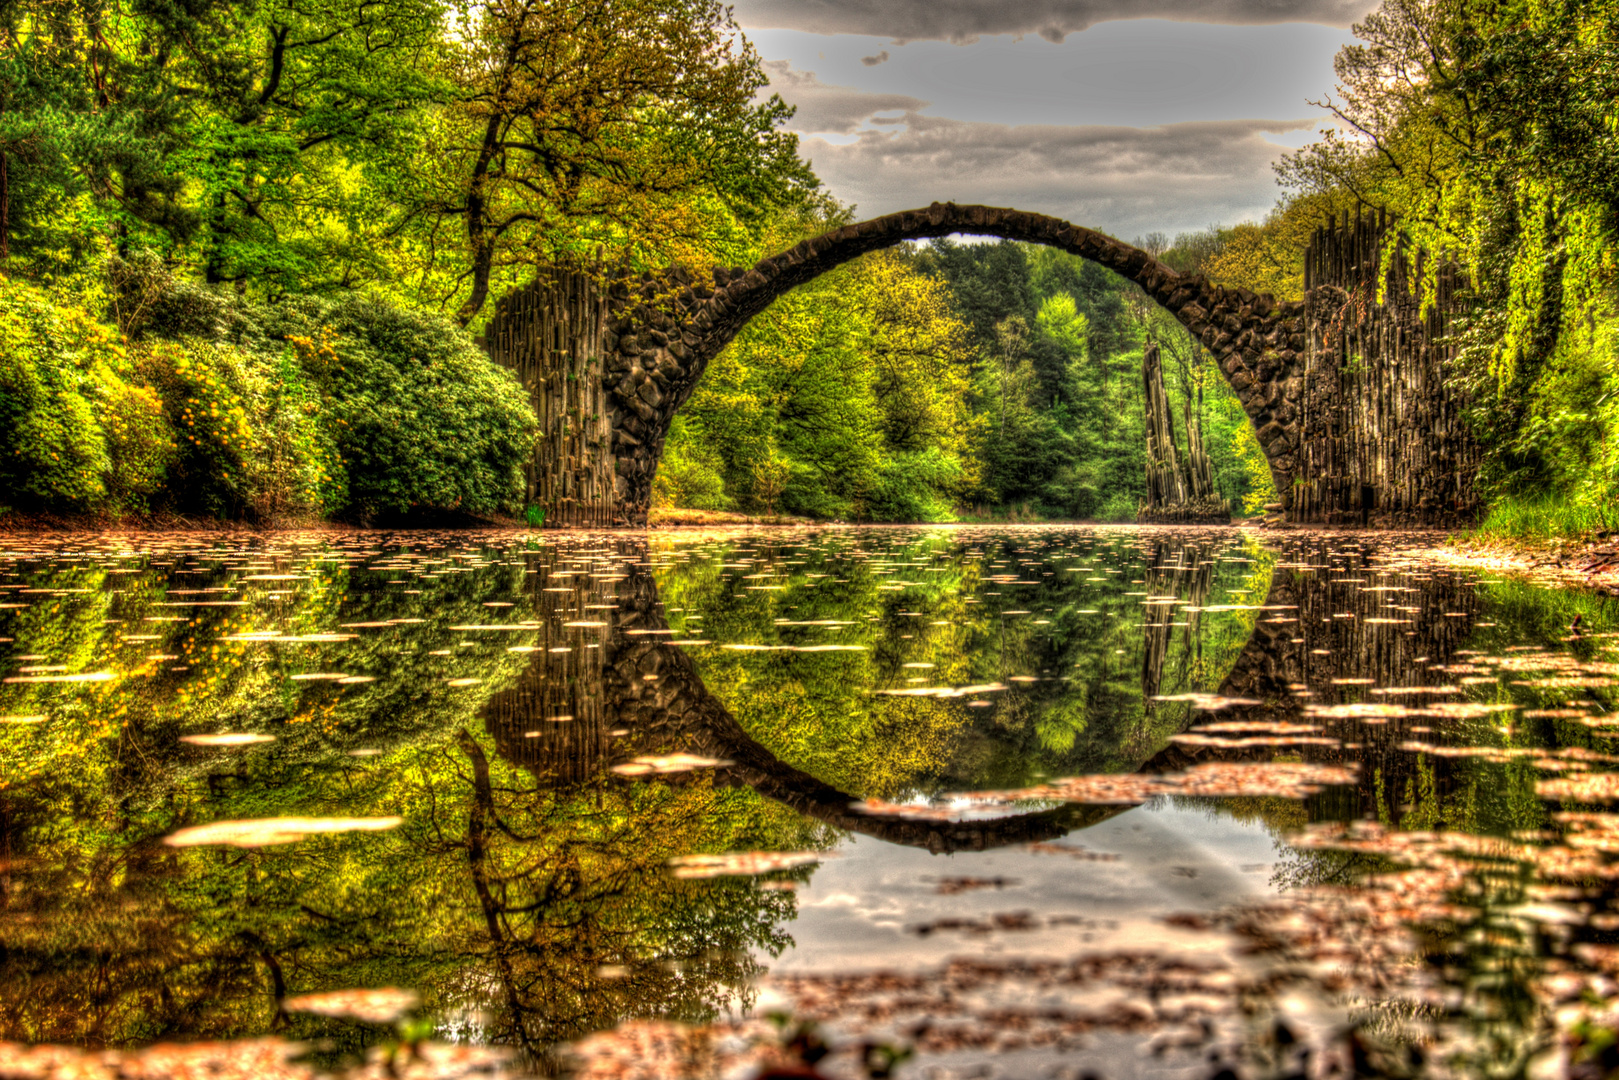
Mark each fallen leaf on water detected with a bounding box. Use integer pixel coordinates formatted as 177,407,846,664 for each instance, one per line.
179,733,276,747
1171,734,1341,749
929,876,1019,895
1189,721,1322,734
876,682,1007,698
1151,693,1262,709
668,851,826,878
164,816,404,848
611,754,730,776
945,762,1359,809
1539,774,1619,802
282,987,419,1023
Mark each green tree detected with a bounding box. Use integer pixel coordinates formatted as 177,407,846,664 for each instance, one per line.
417,0,814,324
0,0,445,291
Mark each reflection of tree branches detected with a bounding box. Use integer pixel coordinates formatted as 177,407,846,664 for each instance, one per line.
1269,846,1391,892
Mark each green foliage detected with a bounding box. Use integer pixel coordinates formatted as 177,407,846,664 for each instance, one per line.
659,233,1274,523
1475,493,1619,543
0,266,533,522
865,450,962,523
655,418,732,512
0,275,173,512
674,248,976,522
269,297,538,519
135,339,328,519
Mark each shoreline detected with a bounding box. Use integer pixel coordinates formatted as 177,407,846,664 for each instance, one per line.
5,511,1619,595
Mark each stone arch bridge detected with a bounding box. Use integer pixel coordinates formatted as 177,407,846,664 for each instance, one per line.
483,202,1477,529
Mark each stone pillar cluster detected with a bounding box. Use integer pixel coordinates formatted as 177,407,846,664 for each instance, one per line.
1290,212,1480,527
480,270,618,527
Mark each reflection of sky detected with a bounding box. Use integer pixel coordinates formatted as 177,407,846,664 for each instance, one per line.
770,802,1282,972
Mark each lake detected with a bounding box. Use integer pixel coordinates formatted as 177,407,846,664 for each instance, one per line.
2,525,1617,1079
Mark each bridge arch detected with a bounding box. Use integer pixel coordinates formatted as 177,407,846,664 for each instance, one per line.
484,203,1311,527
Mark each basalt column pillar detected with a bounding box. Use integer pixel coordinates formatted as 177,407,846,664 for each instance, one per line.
482,268,618,528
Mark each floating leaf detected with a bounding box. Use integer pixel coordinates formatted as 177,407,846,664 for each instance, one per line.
179,733,276,747
611,754,730,776
164,816,403,848
282,987,419,1023
668,851,826,878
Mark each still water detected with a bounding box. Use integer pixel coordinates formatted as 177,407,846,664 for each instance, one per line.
1,526,1618,1079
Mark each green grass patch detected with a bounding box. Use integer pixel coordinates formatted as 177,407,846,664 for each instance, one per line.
1474,493,1619,544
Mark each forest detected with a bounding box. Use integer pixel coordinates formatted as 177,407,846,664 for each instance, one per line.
1,0,1617,534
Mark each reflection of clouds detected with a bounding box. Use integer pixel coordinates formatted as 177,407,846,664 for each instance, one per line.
792,111,1314,239
734,0,1375,42
770,810,1278,973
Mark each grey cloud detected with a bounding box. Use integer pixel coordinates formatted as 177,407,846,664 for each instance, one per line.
861,49,891,65
733,0,1376,42
796,114,1315,239
763,60,929,134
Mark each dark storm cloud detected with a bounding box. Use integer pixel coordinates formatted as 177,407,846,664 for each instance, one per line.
795,112,1315,238
764,61,930,134
732,0,1376,42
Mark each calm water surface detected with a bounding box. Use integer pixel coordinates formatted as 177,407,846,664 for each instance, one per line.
2,526,1618,1078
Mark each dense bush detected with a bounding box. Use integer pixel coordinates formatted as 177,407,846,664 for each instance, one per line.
134,339,335,519
0,277,175,513
653,417,731,511
0,268,537,522
864,450,960,522
266,296,537,520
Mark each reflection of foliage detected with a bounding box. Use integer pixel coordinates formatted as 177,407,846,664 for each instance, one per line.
0,547,825,1059
655,531,1276,797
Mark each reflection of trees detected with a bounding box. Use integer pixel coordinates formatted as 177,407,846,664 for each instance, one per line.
0,542,825,1062
1137,538,1217,761
484,559,1110,853
638,532,1274,796
438,731,802,1072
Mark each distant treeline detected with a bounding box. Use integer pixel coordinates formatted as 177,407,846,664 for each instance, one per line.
657,235,1275,522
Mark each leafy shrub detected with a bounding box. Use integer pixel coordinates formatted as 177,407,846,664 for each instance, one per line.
97,377,177,511
864,449,961,522
135,339,333,520
0,276,173,512
267,296,537,519
1094,491,1138,522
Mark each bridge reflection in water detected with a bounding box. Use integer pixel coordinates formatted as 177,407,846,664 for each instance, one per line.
481,534,1481,851
1,528,1593,1080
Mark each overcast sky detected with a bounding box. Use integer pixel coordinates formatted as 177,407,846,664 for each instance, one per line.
732,0,1376,240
